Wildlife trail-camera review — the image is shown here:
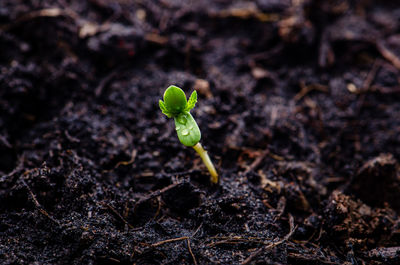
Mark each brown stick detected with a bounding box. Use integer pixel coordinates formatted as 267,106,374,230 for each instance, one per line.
362,60,379,91
376,40,400,70
0,8,78,32
241,215,296,265
95,68,119,97
243,150,269,175
151,236,189,247
102,202,135,229
294,81,329,101
187,239,198,265
133,182,181,210
21,179,60,226
115,149,137,168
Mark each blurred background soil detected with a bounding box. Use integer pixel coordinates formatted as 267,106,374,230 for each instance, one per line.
1,0,400,264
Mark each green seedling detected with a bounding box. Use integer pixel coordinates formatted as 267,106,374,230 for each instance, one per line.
159,85,218,184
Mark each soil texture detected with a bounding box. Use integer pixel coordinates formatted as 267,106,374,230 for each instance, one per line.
1,0,400,264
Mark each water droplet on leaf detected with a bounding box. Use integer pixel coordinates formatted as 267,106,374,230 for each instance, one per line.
182,129,189,136
177,115,187,124
176,126,181,131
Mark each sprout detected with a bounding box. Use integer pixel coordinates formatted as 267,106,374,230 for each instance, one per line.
159,85,218,184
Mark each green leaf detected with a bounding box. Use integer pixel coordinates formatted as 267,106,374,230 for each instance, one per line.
163,85,187,116
159,100,173,118
185,90,197,111
174,112,201,146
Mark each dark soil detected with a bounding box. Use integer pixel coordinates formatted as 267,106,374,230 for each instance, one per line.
1,1,400,264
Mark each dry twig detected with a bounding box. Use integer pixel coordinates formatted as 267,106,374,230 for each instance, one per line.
0,8,78,32
241,215,296,265
187,238,198,265
21,179,60,226
243,150,269,175
102,202,135,230
95,68,120,97
376,40,400,70
294,81,329,101
115,149,137,168
151,236,189,247
133,182,181,210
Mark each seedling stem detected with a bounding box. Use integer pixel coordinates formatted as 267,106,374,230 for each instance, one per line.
192,143,218,184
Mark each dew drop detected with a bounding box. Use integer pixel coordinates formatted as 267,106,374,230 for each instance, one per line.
177,115,187,124
189,125,193,130
176,126,181,131
182,129,189,136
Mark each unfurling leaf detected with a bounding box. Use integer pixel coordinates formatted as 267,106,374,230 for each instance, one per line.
185,90,197,111
159,100,172,118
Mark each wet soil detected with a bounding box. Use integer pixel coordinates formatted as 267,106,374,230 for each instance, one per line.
1,0,400,264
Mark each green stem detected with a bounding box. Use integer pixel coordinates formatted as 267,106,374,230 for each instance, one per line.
192,142,218,184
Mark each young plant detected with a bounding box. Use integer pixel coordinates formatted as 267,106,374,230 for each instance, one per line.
159,85,218,184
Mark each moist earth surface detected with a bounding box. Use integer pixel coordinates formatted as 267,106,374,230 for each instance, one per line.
1,1,400,264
